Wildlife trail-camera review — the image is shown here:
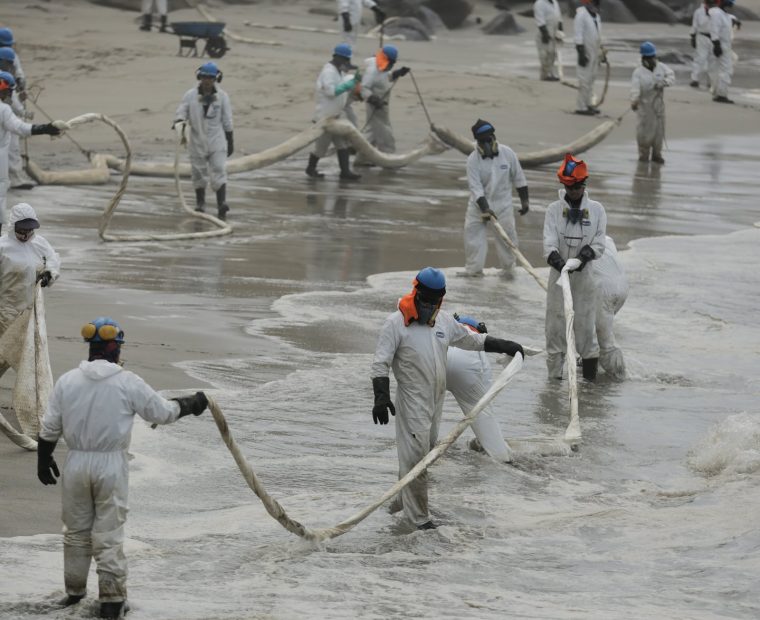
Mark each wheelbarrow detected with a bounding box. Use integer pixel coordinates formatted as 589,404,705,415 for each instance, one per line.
170,22,228,58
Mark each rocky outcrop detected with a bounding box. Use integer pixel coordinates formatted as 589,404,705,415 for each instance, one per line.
482,11,524,35
422,0,472,29
563,0,637,23
620,0,678,23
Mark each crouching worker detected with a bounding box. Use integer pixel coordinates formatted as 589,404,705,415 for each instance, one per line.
36,317,209,619
371,267,524,530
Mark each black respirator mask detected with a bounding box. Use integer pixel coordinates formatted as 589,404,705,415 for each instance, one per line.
415,290,443,326
477,135,499,159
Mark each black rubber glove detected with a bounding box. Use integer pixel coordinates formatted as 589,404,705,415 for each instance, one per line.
517,186,529,215
37,437,60,485
225,131,234,157
483,336,524,358
690,33,696,49
31,123,61,136
37,271,53,287
173,391,209,418
574,244,596,272
367,94,385,108
539,25,550,44
476,196,490,214
713,40,723,58
372,6,386,24
341,12,352,32
547,250,566,273
558,22,563,32
576,44,588,67
391,66,410,81
372,376,395,425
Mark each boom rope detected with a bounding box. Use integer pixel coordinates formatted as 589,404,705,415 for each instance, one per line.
208,353,525,542
557,262,582,443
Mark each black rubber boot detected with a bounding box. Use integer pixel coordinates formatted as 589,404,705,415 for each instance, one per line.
305,154,324,178
582,357,599,382
417,520,437,531
60,594,85,607
337,149,361,181
159,15,168,33
216,184,229,220
100,601,124,619
139,14,151,31
194,188,205,213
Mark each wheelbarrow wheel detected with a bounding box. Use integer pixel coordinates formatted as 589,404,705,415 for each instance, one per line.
206,35,227,58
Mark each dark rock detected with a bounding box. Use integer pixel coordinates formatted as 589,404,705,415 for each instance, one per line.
380,0,446,31
422,0,472,29
382,16,432,40
416,5,447,31
482,11,524,35
620,0,678,23
730,6,760,21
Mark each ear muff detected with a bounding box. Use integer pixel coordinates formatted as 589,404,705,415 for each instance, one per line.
81,323,97,341
196,69,223,83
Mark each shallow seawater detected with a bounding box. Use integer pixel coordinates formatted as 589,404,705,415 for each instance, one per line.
1,133,759,619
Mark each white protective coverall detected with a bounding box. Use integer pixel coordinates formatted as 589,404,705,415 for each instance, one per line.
543,189,607,379
175,85,233,191
0,203,60,379
311,62,355,157
630,60,675,161
534,0,562,81
371,310,487,526
8,90,30,188
690,4,712,85
593,236,628,380
573,4,602,112
464,144,527,276
709,6,733,98
0,100,33,225
446,346,513,462
39,360,182,603
338,0,378,45
359,56,395,154
141,0,167,14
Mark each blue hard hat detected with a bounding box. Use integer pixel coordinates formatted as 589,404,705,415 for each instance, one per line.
382,45,398,62
197,62,220,77
640,41,657,57
81,317,125,344
333,43,352,59
455,314,488,333
0,70,16,90
415,267,446,294
0,47,15,62
0,28,14,47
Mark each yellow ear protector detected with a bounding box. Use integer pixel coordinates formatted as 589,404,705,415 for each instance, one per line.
81,319,125,344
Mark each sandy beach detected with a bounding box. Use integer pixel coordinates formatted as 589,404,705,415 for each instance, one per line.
1,1,759,618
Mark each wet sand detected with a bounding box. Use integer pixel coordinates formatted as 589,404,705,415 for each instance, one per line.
1,0,759,539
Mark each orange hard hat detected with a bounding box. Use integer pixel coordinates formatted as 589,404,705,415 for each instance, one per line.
557,153,589,186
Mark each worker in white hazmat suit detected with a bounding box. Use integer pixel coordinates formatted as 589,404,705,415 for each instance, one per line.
0,48,32,190
593,236,628,381
533,0,563,81
573,0,603,115
630,41,675,165
0,202,60,379
463,119,530,278
371,267,524,529
37,317,209,619
709,0,735,104
0,72,60,228
306,44,362,181
338,0,386,45
447,314,514,463
140,0,169,33
354,45,410,165
0,28,25,94
174,62,234,220
690,1,713,89
543,154,606,381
